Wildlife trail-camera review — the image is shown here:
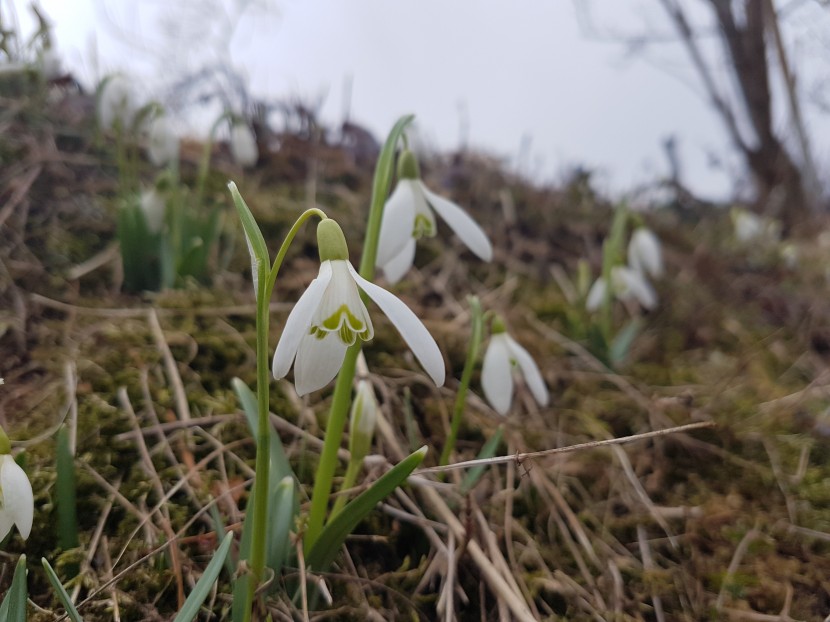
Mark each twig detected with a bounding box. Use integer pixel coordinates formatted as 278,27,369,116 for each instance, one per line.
416,421,715,474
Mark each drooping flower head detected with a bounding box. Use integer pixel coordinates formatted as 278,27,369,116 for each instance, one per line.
146,114,180,167
628,227,663,278
0,428,33,542
98,75,137,130
586,265,657,312
139,187,166,234
481,316,549,416
230,121,258,169
273,218,445,395
376,149,493,284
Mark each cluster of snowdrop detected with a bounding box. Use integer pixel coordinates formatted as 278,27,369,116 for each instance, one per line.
271,145,548,417
586,226,664,312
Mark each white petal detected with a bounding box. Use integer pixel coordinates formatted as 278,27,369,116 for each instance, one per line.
615,267,657,310
1,456,33,539
272,261,333,379
294,332,349,396
506,335,549,408
380,238,416,285
628,228,663,278
481,335,513,415
0,510,13,542
376,181,417,268
585,278,607,312
348,263,445,387
421,183,493,261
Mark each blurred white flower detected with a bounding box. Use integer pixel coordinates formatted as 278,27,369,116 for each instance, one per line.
273,219,445,395
140,188,165,234
731,208,780,244
98,76,137,130
230,122,258,168
0,455,33,542
376,150,492,284
482,327,549,416
586,266,657,311
37,46,61,80
146,115,179,166
628,227,663,278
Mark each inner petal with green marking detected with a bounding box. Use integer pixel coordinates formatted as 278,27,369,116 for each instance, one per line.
413,213,436,238
310,303,372,345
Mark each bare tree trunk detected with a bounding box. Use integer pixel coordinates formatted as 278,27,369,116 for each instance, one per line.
708,0,809,228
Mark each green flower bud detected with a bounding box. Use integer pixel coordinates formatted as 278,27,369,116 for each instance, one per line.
348,380,378,462
397,149,421,180
317,218,350,262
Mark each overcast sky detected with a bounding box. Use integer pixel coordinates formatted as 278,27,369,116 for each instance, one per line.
9,0,830,200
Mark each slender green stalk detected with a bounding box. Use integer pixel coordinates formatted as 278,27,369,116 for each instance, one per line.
305,114,414,552
329,459,362,521
439,296,484,467
243,206,325,622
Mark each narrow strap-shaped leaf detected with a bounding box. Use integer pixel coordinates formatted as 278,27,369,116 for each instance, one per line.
228,181,269,274
459,426,504,497
173,532,234,622
232,378,294,483
306,447,427,572
41,558,83,622
267,476,295,577
0,555,28,622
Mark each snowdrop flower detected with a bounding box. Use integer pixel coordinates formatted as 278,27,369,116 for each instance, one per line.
376,149,492,284
98,75,137,130
230,122,258,168
0,427,33,542
146,115,179,166
140,188,165,234
628,227,663,278
586,266,657,311
481,318,549,416
273,218,445,395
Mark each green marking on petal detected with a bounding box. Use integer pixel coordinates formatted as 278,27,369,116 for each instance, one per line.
413,213,435,238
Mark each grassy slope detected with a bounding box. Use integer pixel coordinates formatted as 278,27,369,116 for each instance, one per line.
3,75,830,620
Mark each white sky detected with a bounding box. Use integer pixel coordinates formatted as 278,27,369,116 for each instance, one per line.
8,0,830,200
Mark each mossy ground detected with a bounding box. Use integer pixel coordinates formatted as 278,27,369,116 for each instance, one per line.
3,73,830,621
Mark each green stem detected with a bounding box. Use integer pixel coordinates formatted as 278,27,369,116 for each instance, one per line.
243,207,325,622
439,296,484,468
327,433,363,521
305,114,414,553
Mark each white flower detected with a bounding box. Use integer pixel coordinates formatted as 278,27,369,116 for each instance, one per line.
482,331,549,416
628,227,663,278
146,115,179,166
0,455,33,541
376,151,492,284
586,266,657,311
140,188,166,234
98,76,137,130
230,122,258,168
273,220,445,395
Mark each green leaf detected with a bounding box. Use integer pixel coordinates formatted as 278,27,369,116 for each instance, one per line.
610,317,644,366
41,558,83,622
267,476,295,577
0,555,28,622
306,446,427,572
173,532,233,622
459,427,504,497
228,182,269,291
232,378,293,484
